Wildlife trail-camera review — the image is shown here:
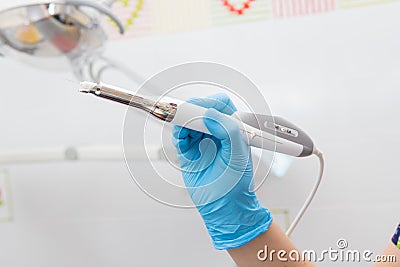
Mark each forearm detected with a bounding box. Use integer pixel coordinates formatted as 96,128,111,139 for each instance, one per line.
373,243,400,267
228,221,317,267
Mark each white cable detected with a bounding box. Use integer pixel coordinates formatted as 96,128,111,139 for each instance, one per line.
285,149,325,237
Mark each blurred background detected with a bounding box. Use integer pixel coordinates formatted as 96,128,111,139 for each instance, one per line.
0,0,399,266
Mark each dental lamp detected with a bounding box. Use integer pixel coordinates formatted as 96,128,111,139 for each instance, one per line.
0,0,145,81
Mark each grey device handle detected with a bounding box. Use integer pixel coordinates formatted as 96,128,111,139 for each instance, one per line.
234,111,315,157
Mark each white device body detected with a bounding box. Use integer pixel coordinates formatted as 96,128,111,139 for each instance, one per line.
79,81,311,158
79,82,324,238
162,99,305,157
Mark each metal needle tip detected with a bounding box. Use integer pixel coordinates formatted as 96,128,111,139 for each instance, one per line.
79,81,98,93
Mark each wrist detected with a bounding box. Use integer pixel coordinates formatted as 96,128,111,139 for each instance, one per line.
200,200,273,250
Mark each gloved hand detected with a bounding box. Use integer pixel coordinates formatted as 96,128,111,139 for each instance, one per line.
172,93,272,250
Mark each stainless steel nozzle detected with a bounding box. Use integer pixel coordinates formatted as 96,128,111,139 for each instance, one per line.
79,82,177,122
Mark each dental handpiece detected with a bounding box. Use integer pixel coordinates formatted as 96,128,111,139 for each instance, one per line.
79,81,317,158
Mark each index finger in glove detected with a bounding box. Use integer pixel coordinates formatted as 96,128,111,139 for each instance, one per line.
187,93,237,115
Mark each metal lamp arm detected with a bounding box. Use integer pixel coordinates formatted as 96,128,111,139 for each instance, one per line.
64,0,124,34
99,0,117,7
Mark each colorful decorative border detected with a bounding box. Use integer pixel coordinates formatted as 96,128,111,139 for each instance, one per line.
106,0,400,39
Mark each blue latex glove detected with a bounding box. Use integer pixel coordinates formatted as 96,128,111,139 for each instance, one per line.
172,93,272,250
